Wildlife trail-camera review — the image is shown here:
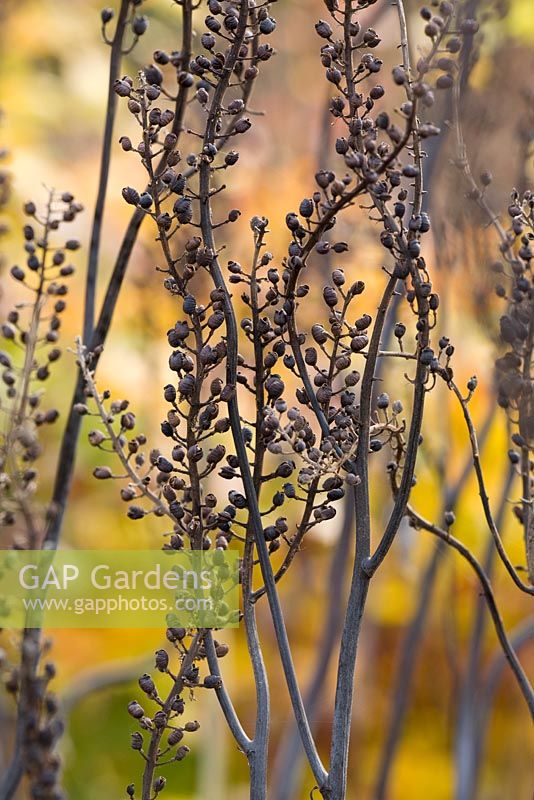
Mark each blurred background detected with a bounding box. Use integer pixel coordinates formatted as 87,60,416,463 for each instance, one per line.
0,0,533,798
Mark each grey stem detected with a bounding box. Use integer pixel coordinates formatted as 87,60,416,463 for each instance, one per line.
197,0,326,790
271,499,353,800
454,464,515,800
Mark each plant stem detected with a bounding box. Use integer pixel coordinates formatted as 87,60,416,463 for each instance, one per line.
197,1,326,788
326,275,396,799
83,0,130,344
141,633,204,800
407,506,534,716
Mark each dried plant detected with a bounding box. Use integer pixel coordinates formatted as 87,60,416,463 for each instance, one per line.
0,1,533,799
0,191,82,800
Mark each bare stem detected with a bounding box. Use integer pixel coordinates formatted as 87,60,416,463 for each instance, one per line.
406,505,534,716
83,0,131,344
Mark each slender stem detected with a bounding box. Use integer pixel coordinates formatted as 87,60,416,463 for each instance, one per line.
83,0,130,344
271,498,353,800
0,628,41,800
327,276,396,799
452,53,534,585
44,0,194,550
76,342,173,519
448,379,534,594
244,224,271,800
327,3,432,792
3,8,194,799
250,227,267,490
374,541,445,800
205,265,330,786
12,193,52,429
364,0,430,578
197,1,327,788
519,314,534,583
471,620,534,790
0,193,58,800
3,192,54,546
454,462,515,800
204,633,252,754
141,633,204,800
364,355,427,577
407,506,534,716
375,402,498,799
241,545,270,800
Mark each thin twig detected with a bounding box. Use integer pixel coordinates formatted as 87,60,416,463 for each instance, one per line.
447,379,534,594
406,506,534,716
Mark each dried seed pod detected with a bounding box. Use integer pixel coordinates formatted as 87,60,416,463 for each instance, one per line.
164,384,177,403
178,375,195,396
10,266,25,281
225,151,239,166
174,198,193,224
114,79,132,97
467,376,478,392
355,314,372,331
350,335,368,352
168,728,184,746
132,15,148,35
207,311,224,329
144,64,163,86
204,675,222,689
323,287,338,306
377,393,390,409
157,457,174,474
312,324,328,345
436,74,454,90
128,701,145,719
93,466,112,479
122,186,139,205
139,673,156,695
305,347,317,366
316,385,332,404
420,347,434,366
128,506,145,520
207,444,226,464
155,650,169,672
444,510,455,526
188,444,203,462
265,375,284,399
332,269,345,286
299,198,314,218
167,627,186,643
175,745,190,761
259,15,276,34
153,711,168,729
